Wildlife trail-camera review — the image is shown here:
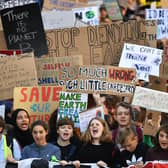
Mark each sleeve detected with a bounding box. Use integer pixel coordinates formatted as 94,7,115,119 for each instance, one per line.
111,146,121,168
21,146,29,160
13,138,21,160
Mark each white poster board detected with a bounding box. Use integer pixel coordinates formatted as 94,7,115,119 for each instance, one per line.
72,6,100,26
146,9,168,39
132,86,168,113
79,106,104,132
0,105,5,119
119,43,163,81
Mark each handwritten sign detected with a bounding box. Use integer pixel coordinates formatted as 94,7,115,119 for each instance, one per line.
79,106,104,132
58,91,88,127
14,86,65,123
1,3,48,57
45,20,156,65
0,105,5,119
42,10,74,30
104,0,122,20
36,55,83,85
72,6,99,26
0,0,36,10
119,43,163,81
132,86,168,113
0,52,37,100
58,65,136,96
146,9,168,39
0,50,21,56
43,0,89,11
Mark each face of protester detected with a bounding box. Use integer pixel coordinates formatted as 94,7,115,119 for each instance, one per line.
124,135,138,152
159,130,168,150
100,9,108,19
32,125,48,146
16,111,30,131
116,106,131,127
57,124,73,141
89,119,104,142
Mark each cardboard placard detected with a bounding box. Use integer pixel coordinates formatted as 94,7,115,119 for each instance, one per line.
0,49,22,55
43,0,89,11
1,3,48,57
149,75,168,92
45,20,157,65
58,91,88,127
161,0,168,8
143,110,161,136
14,86,65,123
0,52,37,100
104,0,122,20
36,55,83,85
132,86,168,113
58,65,136,96
79,106,104,132
0,105,5,119
119,43,163,81
146,9,168,39
160,63,168,78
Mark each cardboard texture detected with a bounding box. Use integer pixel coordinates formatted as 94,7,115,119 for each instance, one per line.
143,110,161,136
160,63,168,78
79,106,104,132
149,75,168,92
45,20,157,65
43,0,89,11
14,86,65,123
36,55,83,85
0,52,38,100
58,65,136,96
1,3,48,57
0,49,22,55
104,0,122,20
132,86,168,113
119,43,163,81
161,0,168,8
0,31,7,49
58,91,88,127
163,45,168,63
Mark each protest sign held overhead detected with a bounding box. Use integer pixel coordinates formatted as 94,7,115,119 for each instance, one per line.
146,9,168,39
104,0,122,20
73,6,99,26
132,86,168,113
119,43,163,81
58,65,136,96
58,91,88,127
1,2,48,57
79,106,104,132
36,55,83,85
14,86,65,123
45,20,157,65
0,52,37,100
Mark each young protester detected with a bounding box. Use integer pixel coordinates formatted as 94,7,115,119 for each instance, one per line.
11,109,34,150
99,4,112,24
102,95,120,131
21,120,61,161
0,116,15,163
77,117,120,168
146,124,168,161
113,102,143,146
118,127,149,168
55,118,81,167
